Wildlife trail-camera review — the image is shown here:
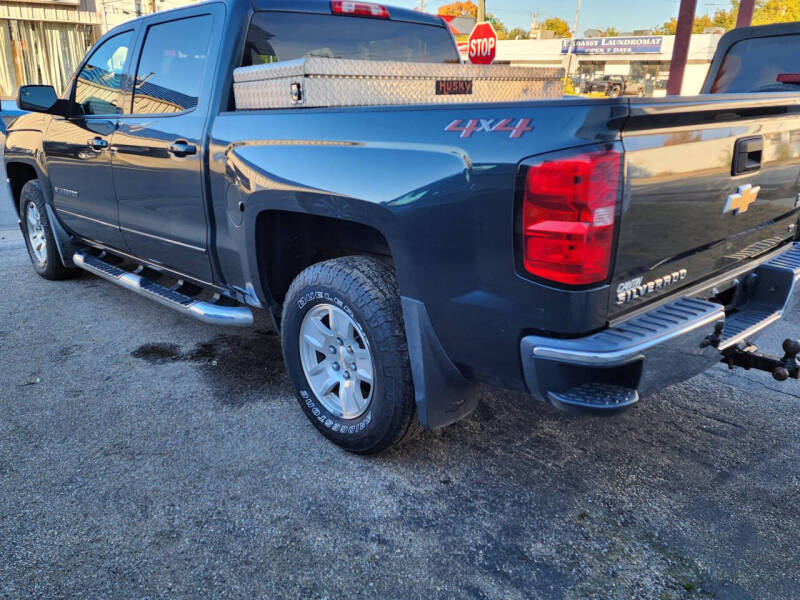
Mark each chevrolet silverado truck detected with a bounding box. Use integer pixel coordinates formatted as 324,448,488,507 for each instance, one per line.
4,4,800,453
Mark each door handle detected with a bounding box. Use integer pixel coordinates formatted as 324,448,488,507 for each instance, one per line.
87,137,108,151
732,136,763,176
168,140,197,157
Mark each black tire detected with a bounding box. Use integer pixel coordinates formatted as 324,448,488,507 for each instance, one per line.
19,180,76,280
281,256,420,454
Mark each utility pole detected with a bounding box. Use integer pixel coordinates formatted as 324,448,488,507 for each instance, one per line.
736,0,756,27
564,0,582,79
666,0,697,95
478,0,485,22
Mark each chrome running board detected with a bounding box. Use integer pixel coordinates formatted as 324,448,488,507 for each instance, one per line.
73,250,253,327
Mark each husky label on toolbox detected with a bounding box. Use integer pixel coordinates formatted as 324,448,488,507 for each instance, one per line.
436,80,473,95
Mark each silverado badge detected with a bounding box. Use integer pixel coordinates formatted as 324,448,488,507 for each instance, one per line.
616,269,689,305
724,183,760,215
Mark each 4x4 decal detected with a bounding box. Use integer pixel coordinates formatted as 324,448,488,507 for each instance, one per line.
444,118,533,139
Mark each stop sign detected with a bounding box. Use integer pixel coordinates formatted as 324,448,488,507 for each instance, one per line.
468,22,497,65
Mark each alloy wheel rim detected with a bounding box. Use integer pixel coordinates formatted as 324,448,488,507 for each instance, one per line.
299,303,375,420
26,202,47,265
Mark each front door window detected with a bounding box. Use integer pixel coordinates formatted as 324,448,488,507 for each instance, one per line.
74,30,133,115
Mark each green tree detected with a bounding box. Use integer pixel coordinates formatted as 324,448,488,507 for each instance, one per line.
654,17,677,34
653,14,716,34
437,1,477,17
487,13,509,38
506,27,530,40
543,17,572,38
712,3,738,29
658,0,800,34
753,0,800,24
693,14,713,32
601,26,620,37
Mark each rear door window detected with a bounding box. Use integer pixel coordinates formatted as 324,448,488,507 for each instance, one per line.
711,34,800,93
132,15,213,114
242,12,459,66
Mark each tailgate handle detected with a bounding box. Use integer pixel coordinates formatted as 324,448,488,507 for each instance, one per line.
732,136,763,176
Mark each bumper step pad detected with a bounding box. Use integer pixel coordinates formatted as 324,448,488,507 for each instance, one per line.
73,250,253,327
548,383,639,410
719,243,800,350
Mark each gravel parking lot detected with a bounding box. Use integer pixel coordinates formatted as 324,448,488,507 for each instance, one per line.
1,178,799,598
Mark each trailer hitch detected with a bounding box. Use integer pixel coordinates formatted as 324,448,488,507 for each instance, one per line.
722,339,800,382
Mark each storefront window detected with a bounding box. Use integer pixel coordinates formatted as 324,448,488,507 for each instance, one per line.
576,61,605,92
630,61,671,96
0,19,94,98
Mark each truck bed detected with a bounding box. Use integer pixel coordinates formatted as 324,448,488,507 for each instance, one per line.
209,92,799,388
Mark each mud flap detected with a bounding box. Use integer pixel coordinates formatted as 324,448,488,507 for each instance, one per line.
401,296,480,430
43,204,79,268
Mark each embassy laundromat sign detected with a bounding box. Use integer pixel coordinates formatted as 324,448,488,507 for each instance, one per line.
561,36,663,55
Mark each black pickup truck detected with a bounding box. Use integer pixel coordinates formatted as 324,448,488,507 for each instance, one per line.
4,6,800,453
583,74,645,97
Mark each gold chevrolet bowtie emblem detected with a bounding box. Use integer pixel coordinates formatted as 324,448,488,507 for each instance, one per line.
724,183,760,215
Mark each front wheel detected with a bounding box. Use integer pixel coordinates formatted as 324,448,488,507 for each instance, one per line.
281,256,420,454
20,180,76,280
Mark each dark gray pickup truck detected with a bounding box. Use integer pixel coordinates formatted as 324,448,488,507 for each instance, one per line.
4,5,800,453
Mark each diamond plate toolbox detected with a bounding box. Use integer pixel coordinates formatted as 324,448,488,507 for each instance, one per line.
233,57,564,109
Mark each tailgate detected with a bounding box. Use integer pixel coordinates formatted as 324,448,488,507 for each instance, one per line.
611,95,800,317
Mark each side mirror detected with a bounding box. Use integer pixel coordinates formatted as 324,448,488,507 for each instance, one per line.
17,85,59,113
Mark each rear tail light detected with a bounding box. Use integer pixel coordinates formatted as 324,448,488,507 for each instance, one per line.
331,1,390,18
521,148,621,286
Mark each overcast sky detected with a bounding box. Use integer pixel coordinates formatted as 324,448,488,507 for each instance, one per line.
392,0,704,33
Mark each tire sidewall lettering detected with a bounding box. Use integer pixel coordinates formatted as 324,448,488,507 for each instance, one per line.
297,291,353,320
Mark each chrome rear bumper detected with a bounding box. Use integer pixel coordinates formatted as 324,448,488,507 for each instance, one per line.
520,243,800,407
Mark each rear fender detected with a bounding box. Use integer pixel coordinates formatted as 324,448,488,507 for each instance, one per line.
227,139,472,303
226,140,476,428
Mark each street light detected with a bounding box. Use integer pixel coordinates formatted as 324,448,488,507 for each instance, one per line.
564,0,583,82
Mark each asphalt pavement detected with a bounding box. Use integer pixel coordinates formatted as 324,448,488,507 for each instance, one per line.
0,173,799,598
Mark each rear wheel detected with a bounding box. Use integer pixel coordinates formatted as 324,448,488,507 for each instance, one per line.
281,256,420,454
20,180,76,280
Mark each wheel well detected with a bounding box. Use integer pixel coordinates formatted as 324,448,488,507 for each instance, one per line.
255,210,393,305
6,162,38,215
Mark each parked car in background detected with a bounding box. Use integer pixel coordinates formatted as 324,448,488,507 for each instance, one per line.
0,99,24,136
583,74,645,97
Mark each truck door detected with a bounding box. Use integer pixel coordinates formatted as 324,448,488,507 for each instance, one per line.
111,7,219,283
45,29,134,250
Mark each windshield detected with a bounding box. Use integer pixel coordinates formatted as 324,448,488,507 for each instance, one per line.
242,12,460,66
